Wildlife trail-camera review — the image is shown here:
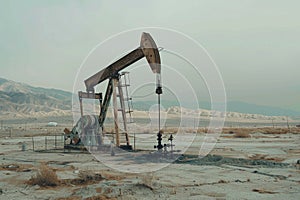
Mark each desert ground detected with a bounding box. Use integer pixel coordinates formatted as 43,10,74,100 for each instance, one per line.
0,117,300,200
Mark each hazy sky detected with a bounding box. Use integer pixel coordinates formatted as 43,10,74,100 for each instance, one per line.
0,0,299,110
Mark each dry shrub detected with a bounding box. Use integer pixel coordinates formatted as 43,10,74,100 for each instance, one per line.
265,157,285,162
136,173,154,190
78,170,103,183
249,154,267,160
56,197,81,200
96,187,102,193
100,171,125,181
233,132,251,138
84,195,117,200
163,127,179,134
261,128,289,134
223,128,255,135
289,127,300,134
62,170,103,186
29,163,59,187
249,154,285,162
222,127,300,136
218,179,228,183
196,128,208,133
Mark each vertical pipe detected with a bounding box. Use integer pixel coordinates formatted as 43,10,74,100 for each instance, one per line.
156,73,162,133
158,94,161,131
79,95,85,144
113,79,120,147
79,96,84,117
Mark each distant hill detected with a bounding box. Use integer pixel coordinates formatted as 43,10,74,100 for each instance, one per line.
132,100,300,117
0,78,72,118
226,101,300,117
1,77,299,119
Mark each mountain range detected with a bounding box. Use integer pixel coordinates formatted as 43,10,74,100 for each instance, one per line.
0,78,72,118
133,100,300,117
0,77,299,119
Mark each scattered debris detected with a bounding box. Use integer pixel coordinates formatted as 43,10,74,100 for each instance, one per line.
253,170,287,180
252,188,278,194
47,122,58,127
135,183,154,191
0,164,33,172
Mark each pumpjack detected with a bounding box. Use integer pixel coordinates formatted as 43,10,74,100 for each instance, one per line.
64,32,162,150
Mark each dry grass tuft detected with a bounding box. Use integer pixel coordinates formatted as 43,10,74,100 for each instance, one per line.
248,154,267,160
78,170,103,183
56,197,81,200
249,154,285,162
163,127,179,134
222,127,300,136
96,187,102,193
197,128,208,133
260,127,289,134
233,132,251,138
61,170,104,186
28,163,59,187
84,195,117,200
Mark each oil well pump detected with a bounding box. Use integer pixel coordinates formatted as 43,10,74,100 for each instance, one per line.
65,32,162,150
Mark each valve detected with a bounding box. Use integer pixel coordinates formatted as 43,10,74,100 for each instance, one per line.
154,130,164,151
156,86,162,95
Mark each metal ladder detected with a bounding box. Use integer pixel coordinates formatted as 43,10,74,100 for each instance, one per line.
113,72,134,146
118,72,134,125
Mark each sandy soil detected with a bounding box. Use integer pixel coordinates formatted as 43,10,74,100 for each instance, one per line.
0,126,300,200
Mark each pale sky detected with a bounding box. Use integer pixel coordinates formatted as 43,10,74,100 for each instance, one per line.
0,0,299,111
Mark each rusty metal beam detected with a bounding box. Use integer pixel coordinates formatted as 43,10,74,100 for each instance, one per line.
84,48,144,91
84,32,161,92
78,91,102,100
